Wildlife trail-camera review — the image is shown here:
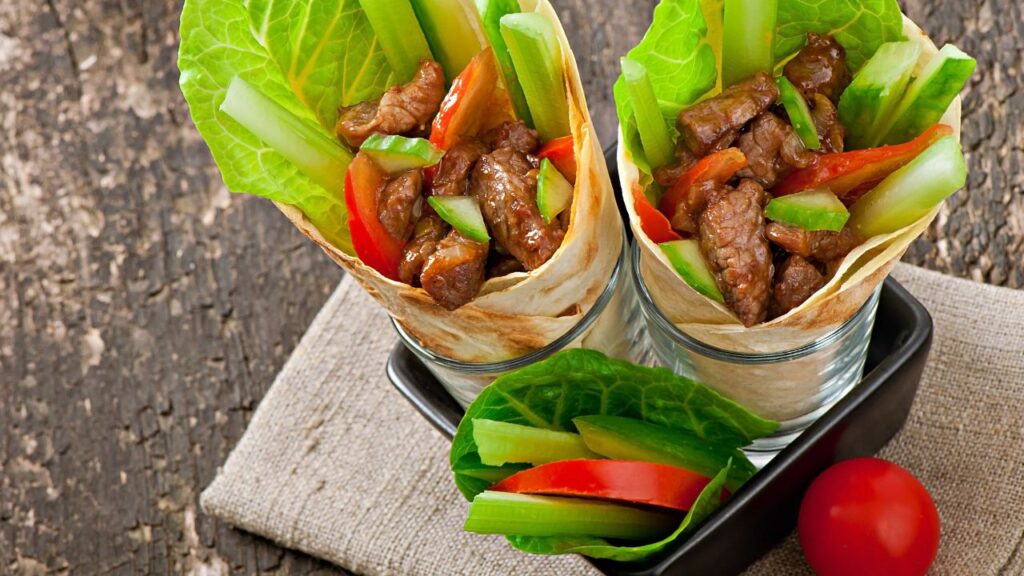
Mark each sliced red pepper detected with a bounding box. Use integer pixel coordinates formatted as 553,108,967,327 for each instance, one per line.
774,124,955,202
537,135,576,184
345,153,405,280
658,148,748,216
633,185,682,243
491,459,714,512
429,48,515,152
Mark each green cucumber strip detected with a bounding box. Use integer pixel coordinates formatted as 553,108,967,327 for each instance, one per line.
472,419,598,467
427,196,491,243
411,0,486,81
464,491,678,540
882,44,976,145
777,76,821,150
500,13,570,141
536,159,573,224
764,189,849,232
659,240,724,304
477,0,533,125
360,134,444,173
621,58,676,169
838,41,922,149
722,0,778,88
220,76,352,193
357,0,433,84
573,415,756,493
459,462,529,483
849,136,965,237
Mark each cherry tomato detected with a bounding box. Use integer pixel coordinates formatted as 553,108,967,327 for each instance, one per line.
798,458,940,576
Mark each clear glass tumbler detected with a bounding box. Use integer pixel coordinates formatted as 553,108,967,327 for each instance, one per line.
631,244,880,462
393,241,654,407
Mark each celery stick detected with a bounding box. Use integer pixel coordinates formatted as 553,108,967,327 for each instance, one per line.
777,76,821,150
472,419,598,467
465,491,677,540
621,58,675,169
848,136,966,237
722,0,778,88
220,76,352,192
410,0,486,81
500,13,570,141
477,0,533,125
881,44,976,145
838,41,922,149
659,240,724,304
357,0,433,84
459,463,528,483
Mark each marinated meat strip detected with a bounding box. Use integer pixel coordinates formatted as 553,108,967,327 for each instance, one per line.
487,253,525,278
783,33,851,104
770,255,826,318
677,72,779,156
670,180,730,235
377,169,423,241
420,229,489,310
471,147,564,270
653,146,698,188
766,223,863,262
336,60,445,147
810,93,845,153
737,113,816,188
432,139,489,197
699,179,773,326
483,121,540,155
398,215,449,286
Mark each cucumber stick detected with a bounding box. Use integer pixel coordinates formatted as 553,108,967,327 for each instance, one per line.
882,44,976,145
500,13,570,141
536,158,573,224
427,196,490,242
659,240,724,304
360,134,444,173
764,189,849,232
357,0,433,83
849,136,966,237
472,419,598,467
410,0,486,81
621,57,676,169
777,76,820,150
465,491,677,540
839,41,922,149
477,0,533,125
722,0,778,88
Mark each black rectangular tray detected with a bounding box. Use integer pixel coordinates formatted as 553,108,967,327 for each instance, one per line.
385,145,934,576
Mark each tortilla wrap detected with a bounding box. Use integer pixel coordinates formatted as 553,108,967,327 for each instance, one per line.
277,0,622,363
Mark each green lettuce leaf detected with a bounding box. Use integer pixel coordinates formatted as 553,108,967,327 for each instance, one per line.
775,0,905,70
449,349,778,500
506,460,732,562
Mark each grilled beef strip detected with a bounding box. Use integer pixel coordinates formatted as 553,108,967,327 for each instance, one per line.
377,169,424,241
432,139,489,197
483,121,540,155
336,60,445,147
809,93,846,153
766,223,863,262
398,215,449,286
677,72,779,157
737,112,816,188
770,254,827,318
420,229,490,310
783,33,852,104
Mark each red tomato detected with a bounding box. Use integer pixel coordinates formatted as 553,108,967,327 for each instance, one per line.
537,135,577,184
491,459,714,512
345,154,405,280
658,148,747,216
632,185,682,243
798,458,940,576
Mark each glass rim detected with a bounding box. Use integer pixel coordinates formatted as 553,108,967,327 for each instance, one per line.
630,242,879,364
392,238,627,373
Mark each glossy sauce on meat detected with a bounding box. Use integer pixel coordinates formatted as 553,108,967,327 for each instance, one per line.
677,72,779,156
483,121,539,155
420,230,489,310
432,140,489,197
737,113,816,188
782,33,851,103
398,215,449,286
770,254,826,318
809,93,845,153
377,169,423,241
336,60,445,147
766,223,863,263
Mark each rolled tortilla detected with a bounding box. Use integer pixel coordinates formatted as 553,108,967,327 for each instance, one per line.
277,0,623,363
620,16,961,355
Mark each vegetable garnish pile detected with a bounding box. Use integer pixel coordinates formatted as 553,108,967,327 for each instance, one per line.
616,0,974,328
449,350,778,561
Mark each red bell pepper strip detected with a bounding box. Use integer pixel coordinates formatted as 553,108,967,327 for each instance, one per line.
345,153,405,280
429,48,515,152
537,135,576,184
658,148,748,216
491,459,715,512
774,124,955,202
633,186,682,243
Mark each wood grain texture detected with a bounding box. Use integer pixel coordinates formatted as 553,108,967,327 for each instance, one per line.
0,0,1019,574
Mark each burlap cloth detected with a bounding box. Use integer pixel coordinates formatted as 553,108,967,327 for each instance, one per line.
201,262,1024,575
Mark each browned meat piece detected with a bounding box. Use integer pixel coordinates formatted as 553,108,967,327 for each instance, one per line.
699,180,773,326
670,180,730,235
377,170,423,241
432,139,489,197
810,93,845,153
471,147,564,270
420,229,489,310
487,253,525,278
483,121,540,155
766,223,863,262
770,255,826,318
653,146,698,188
737,113,816,188
398,215,449,286
783,33,852,104
336,60,445,147
677,72,779,156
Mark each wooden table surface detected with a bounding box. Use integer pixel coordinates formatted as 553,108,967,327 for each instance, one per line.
1,0,1020,573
